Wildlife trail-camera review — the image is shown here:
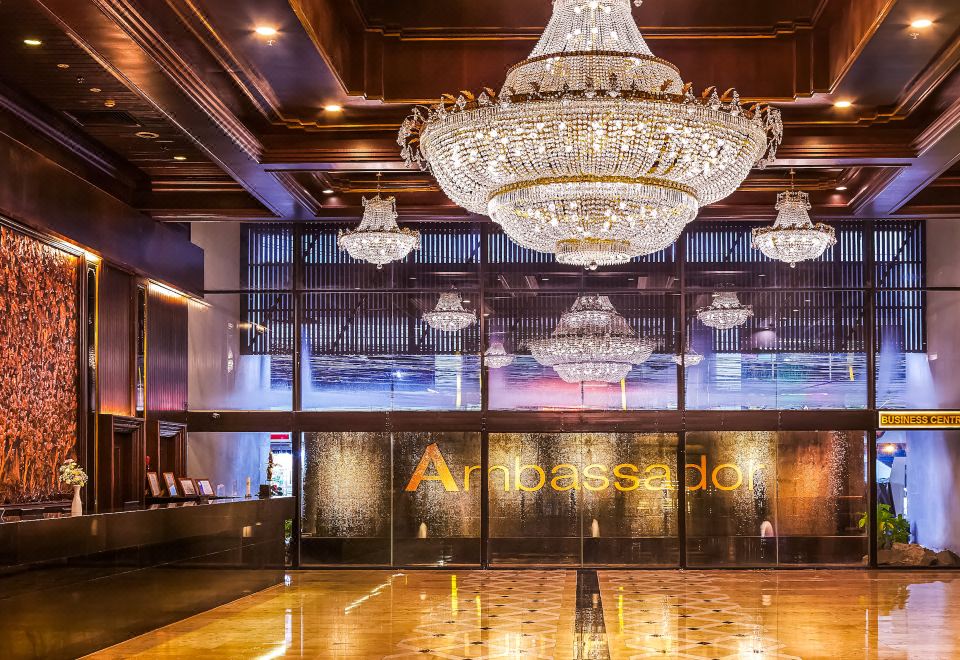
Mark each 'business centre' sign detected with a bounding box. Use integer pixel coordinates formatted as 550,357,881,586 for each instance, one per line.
878,411,960,429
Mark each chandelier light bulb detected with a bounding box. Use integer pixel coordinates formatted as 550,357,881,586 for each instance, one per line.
338,176,420,269
697,291,753,330
752,190,836,268
529,295,653,383
398,0,783,268
423,291,477,332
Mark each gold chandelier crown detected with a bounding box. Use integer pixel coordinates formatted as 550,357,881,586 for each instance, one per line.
399,0,783,269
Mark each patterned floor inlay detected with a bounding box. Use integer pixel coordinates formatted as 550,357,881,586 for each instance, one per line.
85,569,960,659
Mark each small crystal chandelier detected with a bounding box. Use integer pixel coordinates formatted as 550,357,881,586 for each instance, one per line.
338,173,420,269
423,290,477,332
529,295,653,383
484,341,516,368
752,170,836,268
697,291,753,330
399,0,783,269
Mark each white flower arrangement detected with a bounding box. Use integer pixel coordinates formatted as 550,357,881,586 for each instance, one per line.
58,459,88,487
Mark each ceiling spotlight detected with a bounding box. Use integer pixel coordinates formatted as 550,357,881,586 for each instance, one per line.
135,131,160,139
834,100,853,109
89,87,102,93
322,188,335,194
254,26,278,37
173,155,187,161
104,99,117,108
57,63,70,69
910,19,933,29
23,39,42,47
835,185,848,191
324,104,344,113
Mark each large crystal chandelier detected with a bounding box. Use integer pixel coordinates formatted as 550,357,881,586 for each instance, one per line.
338,174,420,269
697,291,753,330
399,0,783,269
423,290,477,332
484,341,516,368
529,295,653,383
752,175,836,268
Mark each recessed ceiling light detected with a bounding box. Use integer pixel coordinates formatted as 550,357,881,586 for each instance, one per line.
135,131,160,139
254,26,278,37
57,63,70,69
23,39,42,47
104,99,116,108
835,185,848,191
910,19,933,29
323,104,344,113
173,155,187,161
834,100,853,108
89,87,101,93
322,188,335,194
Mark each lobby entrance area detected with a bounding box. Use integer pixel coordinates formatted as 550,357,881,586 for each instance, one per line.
298,429,868,568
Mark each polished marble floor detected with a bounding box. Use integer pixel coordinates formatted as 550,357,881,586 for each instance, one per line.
86,569,960,659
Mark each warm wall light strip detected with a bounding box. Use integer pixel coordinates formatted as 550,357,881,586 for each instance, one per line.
147,280,210,308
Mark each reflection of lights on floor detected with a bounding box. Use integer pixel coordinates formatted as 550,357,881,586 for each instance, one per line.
343,573,405,614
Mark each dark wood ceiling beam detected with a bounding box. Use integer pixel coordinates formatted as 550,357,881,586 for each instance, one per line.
34,0,313,220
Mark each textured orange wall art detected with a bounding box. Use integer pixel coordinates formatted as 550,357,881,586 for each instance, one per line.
0,225,79,503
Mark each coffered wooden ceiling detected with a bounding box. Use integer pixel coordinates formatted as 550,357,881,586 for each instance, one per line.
1,0,959,225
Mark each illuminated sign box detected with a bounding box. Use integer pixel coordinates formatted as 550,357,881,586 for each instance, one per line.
878,411,960,429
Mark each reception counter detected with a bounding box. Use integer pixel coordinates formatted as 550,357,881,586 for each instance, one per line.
0,496,294,660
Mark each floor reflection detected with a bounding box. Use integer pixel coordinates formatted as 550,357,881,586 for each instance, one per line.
85,570,960,659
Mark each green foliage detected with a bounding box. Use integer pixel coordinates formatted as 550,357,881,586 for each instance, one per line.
859,504,910,549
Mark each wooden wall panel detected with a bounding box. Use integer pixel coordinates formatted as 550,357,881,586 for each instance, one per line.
0,224,79,503
97,265,134,416
146,287,189,415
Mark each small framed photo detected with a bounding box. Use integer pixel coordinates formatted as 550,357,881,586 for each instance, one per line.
162,472,178,497
196,478,214,497
146,472,162,497
178,477,197,496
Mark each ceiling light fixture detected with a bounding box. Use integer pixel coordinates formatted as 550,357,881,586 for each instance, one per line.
697,291,753,330
835,185,848,191
834,100,853,108
530,295,653,383
173,155,187,161
398,0,782,270
338,172,421,269
752,169,836,268
23,39,42,47
254,26,278,36
322,188,335,194
324,104,344,113
423,289,477,332
910,19,933,29
57,63,70,69
135,131,159,139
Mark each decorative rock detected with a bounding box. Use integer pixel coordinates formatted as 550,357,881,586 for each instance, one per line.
935,550,960,567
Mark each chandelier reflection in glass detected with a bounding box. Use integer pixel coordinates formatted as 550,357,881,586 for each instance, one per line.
484,341,516,369
423,290,477,332
338,173,420,269
399,0,783,269
673,345,703,366
697,291,753,330
752,171,835,268
529,295,653,383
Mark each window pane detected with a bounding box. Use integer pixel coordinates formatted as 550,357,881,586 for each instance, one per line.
487,293,678,411
686,291,867,410
301,292,481,411
876,430,960,567
393,432,481,566
194,223,293,291
301,432,391,565
488,432,679,566
188,293,293,410
686,431,867,566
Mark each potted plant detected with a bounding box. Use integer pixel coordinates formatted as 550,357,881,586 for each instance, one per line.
859,504,910,550
58,459,88,517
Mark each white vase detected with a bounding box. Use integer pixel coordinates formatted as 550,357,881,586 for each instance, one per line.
71,485,83,517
